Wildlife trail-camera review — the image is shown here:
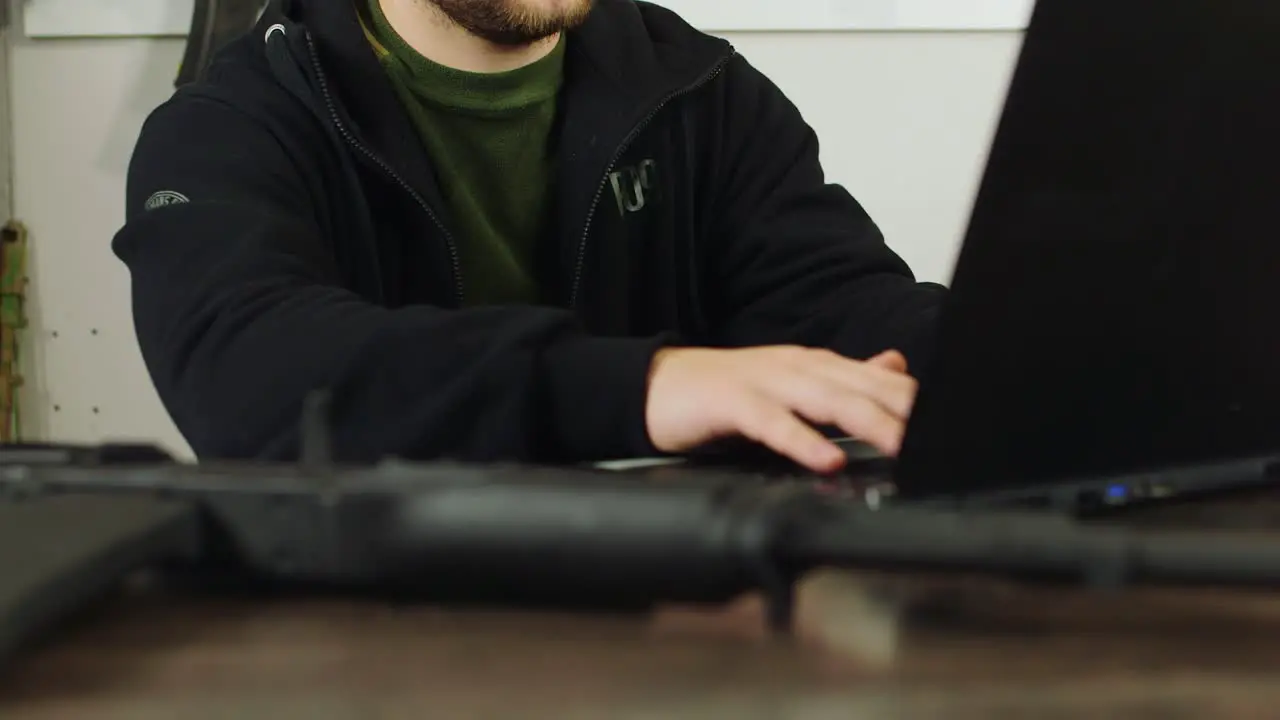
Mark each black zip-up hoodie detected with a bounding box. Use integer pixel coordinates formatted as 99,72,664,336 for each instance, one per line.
113,0,946,464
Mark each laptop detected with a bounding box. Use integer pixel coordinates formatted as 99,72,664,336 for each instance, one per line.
602,0,1280,513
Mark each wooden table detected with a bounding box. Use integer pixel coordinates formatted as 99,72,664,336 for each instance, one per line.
5,499,1280,718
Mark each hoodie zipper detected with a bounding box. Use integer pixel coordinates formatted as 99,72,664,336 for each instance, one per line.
300,24,733,311
568,53,735,310
303,32,466,306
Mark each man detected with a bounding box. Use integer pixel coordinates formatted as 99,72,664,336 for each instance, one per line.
114,0,946,472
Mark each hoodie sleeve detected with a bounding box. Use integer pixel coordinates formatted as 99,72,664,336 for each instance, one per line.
114,94,664,464
701,55,946,378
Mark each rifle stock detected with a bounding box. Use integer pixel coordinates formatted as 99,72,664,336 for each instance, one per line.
0,495,200,669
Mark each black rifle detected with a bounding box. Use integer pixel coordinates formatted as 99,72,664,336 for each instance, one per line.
5,397,1280,669
177,0,266,87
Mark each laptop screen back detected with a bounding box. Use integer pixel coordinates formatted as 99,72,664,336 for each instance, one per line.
895,0,1280,497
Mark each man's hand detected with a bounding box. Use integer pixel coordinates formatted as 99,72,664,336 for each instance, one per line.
645,346,917,473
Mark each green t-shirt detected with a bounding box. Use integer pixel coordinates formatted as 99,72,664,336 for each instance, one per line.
363,1,565,306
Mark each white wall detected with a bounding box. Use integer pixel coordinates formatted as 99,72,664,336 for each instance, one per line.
0,23,12,225
9,30,1021,455
12,36,191,454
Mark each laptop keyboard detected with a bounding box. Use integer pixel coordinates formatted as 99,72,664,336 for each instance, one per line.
674,437,898,500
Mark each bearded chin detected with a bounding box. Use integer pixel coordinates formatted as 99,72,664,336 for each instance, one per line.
430,0,596,46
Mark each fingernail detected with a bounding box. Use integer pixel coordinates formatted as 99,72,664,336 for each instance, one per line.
820,446,845,469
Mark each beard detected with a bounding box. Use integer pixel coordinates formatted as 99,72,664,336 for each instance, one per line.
425,0,596,46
